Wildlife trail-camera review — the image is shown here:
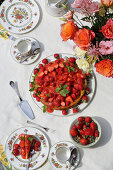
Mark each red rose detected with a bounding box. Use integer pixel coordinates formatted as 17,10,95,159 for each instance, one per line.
73,28,95,50
95,59,113,77
100,19,113,39
60,20,78,41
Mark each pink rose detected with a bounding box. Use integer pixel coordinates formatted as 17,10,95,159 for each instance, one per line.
99,41,113,55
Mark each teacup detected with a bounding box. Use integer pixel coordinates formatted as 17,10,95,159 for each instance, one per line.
56,146,71,164
17,39,32,57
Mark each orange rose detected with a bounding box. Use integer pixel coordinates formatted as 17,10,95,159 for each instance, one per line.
95,59,113,77
60,20,78,41
73,28,95,50
101,0,113,6
100,19,113,39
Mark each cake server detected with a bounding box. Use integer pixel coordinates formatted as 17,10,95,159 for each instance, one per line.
9,81,35,120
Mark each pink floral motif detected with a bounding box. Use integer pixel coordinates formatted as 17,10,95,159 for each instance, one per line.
99,41,113,55
63,10,74,20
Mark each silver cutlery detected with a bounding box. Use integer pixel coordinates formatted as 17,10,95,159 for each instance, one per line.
26,149,35,170
9,81,35,120
27,120,55,133
68,148,77,170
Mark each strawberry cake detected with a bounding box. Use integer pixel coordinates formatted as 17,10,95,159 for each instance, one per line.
30,54,87,114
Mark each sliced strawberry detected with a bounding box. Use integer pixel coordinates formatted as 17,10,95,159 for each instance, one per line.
52,63,59,69
61,101,65,106
37,70,44,77
44,70,48,75
44,96,48,102
59,62,64,68
66,101,70,106
48,97,54,103
65,96,73,103
71,94,76,100
47,66,54,72
47,107,54,113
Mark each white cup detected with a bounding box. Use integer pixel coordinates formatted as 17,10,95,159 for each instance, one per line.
56,146,71,164
17,40,32,57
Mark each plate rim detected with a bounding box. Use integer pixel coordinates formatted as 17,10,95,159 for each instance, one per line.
29,53,96,117
5,126,50,170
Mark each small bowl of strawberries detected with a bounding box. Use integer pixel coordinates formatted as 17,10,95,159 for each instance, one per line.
69,116,101,148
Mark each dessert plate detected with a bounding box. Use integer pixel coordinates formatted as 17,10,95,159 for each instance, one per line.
5,126,50,170
10,36,40,64
0,0,40,34
49,141,80,170
29,53,96,116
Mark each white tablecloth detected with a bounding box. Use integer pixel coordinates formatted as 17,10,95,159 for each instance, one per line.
0,0,113,170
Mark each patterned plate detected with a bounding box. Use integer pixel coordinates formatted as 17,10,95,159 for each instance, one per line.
49,141,80,170
5,126,50,170
10,36,40,65
29,53,96,116
0,0,40,34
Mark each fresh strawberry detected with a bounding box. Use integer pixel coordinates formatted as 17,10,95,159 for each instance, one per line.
59,62,64,68
26,139,31,146
36,96,40,102
85,116,91,123
83,124,87,129
84,128,93,136
73,108,78,113
68,57,76,63
80,74,86,79
19,141,25,148
62,110,68,115
65,96,73,103
80,138,88,145
86,88,90,95
52,63,59,69
30,83,33,88
35,146,39,151
47,66,54,72
71,94,76,100
14,144,19,149
61,101,65,106
34,68,39,75
72,125,77,130
90,122,97,130
78,117,84,122
66,101,70,106
35,141,41,147
80,129,85,135
54,53,60,59
53,100,61,107
37,70,44,77
12,149,19,156
33,93,37,98
21,155,26,159
21,148,26,156
95,130,99,137
38,64,43,69
44,96,48,102
70,129,78,137
19,134,25,140
82,95,88,102
76,123,83,130
42,58,48,64
48,97,54,103
47,107,54,113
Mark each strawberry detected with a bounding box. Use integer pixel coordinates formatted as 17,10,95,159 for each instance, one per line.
53,100,61,107
84,128,93,136
83,124,87,129
42,58,48,64
21,155,26,159
38,64,43,69
82,95,88,102
65,96,73,103
70,129,78,137
95,130,99,137
14,144,19,149
68,57,76,63
54,53,60,59
62,110,68,115
80,138,88,145
33,93,37,98
12,149,19,156
76,123,83,130
21,148,26,156
35,141,41,147
72,125,77,130
19,141,25,148
80,129,85,135
73,108,78,113
37,70,44,78
34,68,39,75
35,146,39,151
48,97,54,103
47,107,54,113
47,66,54,72
36,96,40,102
52,63,59,69
71,94,76,100
85,116,91,123
78,117,84,122
44,96,48,102
30,83,33,88
59,62,64,68
61,101,65,106
66,101,70,106
90,122,97,130
85,72,92,78
19,134,25,140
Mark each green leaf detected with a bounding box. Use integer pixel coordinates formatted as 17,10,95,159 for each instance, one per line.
59,18,67,22
42,105,47,113
29,87,34,92
70,67,75,72
55,87,61,93
20,136,25,141
63,84,68,89
28,136,33,142
59,89,70,97
46,94,50,97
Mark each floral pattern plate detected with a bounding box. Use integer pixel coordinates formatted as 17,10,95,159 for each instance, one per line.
29,53,96,116
10,36,40,65
0,0,40,34
49,141,80,170
5,126,50,170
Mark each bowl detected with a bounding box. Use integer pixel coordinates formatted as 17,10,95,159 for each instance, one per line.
69,116,101,148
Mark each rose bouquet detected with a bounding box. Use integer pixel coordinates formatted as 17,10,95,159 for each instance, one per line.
60,0,113,78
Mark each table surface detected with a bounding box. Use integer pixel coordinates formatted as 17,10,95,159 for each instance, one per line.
0,0,113,170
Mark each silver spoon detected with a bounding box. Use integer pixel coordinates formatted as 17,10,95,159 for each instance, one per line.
68,148,77,170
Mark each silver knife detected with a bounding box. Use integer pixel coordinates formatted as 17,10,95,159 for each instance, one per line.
9,81,35,120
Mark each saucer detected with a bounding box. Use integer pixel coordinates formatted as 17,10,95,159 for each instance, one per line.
49,141,80,169
10,36,40,65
